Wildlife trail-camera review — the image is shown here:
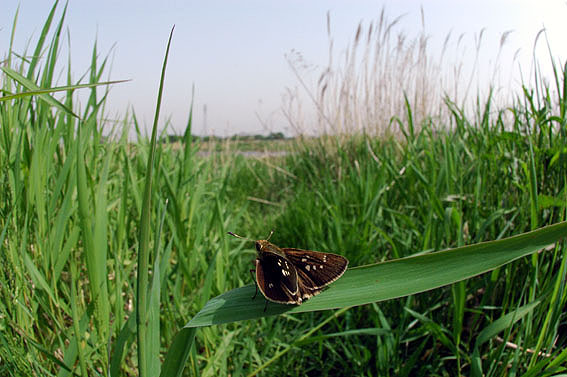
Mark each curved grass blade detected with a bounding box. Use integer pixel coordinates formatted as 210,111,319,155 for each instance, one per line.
0,73,130,101
160,328,197,377
188,221,567,327
471,299,541,377
137,26,175,377
2,66,75,117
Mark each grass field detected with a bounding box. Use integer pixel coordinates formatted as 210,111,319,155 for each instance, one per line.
1,4,566,377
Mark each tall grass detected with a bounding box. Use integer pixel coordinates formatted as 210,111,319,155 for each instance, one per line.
1,3,566,376
284,9,520,138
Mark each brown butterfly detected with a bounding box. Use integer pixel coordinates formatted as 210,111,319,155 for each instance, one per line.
228,231,349,306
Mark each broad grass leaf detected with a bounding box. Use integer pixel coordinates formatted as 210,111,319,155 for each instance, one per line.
188,221,567,327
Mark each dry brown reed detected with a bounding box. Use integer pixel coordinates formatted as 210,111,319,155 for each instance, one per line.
283,7,519,139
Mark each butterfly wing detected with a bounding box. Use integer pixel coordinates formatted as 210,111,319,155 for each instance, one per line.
283,248,349,291
255,252,301,304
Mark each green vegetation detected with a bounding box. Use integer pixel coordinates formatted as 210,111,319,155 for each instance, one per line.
162,132,289,154
1,3,566,376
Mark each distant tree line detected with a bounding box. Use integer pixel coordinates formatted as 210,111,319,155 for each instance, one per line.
162,132,287,144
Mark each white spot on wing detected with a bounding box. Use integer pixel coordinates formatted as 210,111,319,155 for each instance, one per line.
301,258,307,262
305,265,310,271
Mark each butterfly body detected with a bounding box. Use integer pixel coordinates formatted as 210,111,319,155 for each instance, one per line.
254,239,348,305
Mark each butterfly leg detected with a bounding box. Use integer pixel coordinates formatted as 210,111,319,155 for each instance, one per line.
250,267,268,311
249,269,258,299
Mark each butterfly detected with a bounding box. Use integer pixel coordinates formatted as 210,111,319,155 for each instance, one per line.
228,231,349,307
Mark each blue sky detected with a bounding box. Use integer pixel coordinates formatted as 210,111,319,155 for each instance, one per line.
2,1,567,136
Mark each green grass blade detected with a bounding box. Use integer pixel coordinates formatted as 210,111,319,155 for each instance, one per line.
137,26,174,377
186,221,567,327
23,251,62,311
147,201,167,377
159,328,197,377
471,300,541,377
70,264,88,377
476,300,541,347
25,0,59,80
250,307,350,376
109,316,136,377
0,78,131,102
147,254,161,377
1,66,78,117
76,121,109,373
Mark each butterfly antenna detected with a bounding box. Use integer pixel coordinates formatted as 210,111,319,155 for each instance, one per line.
266,229,274,241
227,232,254,242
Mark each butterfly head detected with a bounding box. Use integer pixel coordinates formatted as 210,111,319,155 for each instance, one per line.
255,239,283,256
229,230,277,256
256,230,276,252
